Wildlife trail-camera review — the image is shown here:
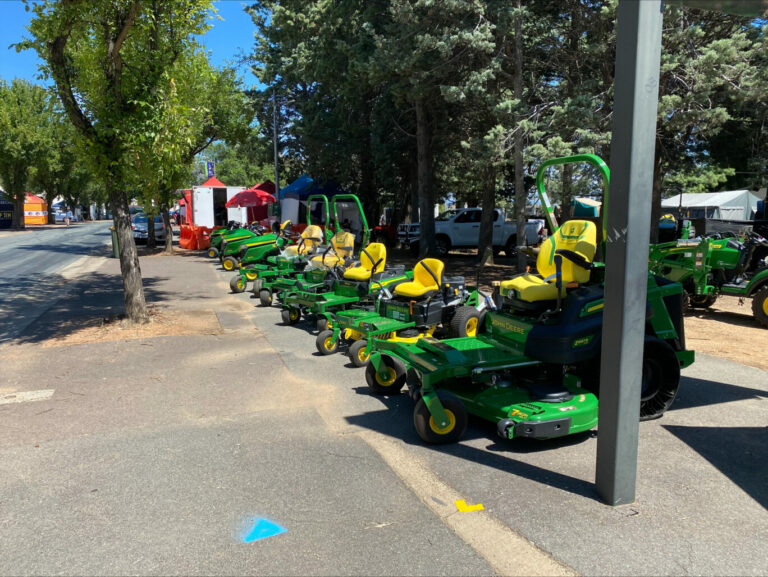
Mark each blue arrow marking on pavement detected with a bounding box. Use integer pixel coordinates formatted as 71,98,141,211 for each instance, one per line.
242,518,287,543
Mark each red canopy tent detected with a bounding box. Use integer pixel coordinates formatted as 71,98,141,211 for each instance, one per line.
225,180,276,223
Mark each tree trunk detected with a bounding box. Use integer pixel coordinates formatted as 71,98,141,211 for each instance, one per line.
415,97,436,258
649,153,664,244
478,167,496,264
12,194,25,230
561,162,573,222
108,172,149,324
514,0,527,272
162,206,173,254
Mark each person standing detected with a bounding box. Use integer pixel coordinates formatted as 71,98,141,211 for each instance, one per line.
65,208,72,227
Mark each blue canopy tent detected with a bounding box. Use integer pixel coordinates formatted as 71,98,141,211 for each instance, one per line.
279,175,349,227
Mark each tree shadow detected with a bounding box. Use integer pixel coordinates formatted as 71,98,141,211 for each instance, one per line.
662,424,768,510
345,387,599,501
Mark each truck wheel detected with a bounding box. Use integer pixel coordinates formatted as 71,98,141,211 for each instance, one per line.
639,338,681,421
450,306,481,337
259,289,273,307
435,236,451,257
505,235,517,258
230,275,246,293
751,286,768,328
413,392,467,444
315,330,338,355
365,356,406,395
348,339,371,367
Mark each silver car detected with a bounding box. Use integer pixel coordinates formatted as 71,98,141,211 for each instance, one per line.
131,214,166,243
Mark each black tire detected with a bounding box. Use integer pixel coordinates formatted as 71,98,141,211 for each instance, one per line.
413,391,467,444
316,317,328,332
281,307,301,325
681,291,692,315
208,247,219,259
689,294,717,309
492,246,502,257
639,338,681,421
348,339,371,367
449,306,481,338
222,256,238,271
259,289,272,307
435,236,451,257
751,286,768,328
505,235,517,258
365,355,406,395
230,275,246,293
253,278,263,294
315,329,338,355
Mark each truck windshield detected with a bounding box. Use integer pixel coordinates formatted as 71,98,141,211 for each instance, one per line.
436,209,460,221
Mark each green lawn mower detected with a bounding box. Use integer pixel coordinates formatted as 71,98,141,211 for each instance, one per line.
648,230,768,328
364,154,695,445
207,220,244,259
217,222,278,271
315,256,495,366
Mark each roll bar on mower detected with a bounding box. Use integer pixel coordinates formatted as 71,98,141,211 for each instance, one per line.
330,194,370,249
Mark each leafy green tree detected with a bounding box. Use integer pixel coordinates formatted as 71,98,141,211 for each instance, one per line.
0,80,49,229
24,0,214,322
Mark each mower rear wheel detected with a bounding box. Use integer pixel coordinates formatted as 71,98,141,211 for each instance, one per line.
752,286,768,328
282,307,301,325
208,247,219,259
413,392,467,444
450,306,481,338
315,330,338,355
230,275,246,293
348,339,370,367
639,338,681,421
222,256,238,271
689,294,717,309
259,289,273,307
366,356,406,395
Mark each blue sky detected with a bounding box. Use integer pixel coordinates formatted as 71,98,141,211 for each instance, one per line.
0,0,261,88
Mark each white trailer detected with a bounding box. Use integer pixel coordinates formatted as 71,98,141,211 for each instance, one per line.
190,177,246,228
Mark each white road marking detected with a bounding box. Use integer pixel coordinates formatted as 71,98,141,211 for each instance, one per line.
0,389,55,405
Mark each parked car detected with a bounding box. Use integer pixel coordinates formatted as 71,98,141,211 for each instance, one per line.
397,208,546,256
131,214,166,243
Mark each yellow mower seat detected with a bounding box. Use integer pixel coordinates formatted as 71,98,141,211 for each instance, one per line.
311,231,356,268
500,220,596,303
394,258,444,299
284,224,324,256
344,243,387,281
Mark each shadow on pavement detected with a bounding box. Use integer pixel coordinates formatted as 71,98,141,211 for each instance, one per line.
673,376,768,412
663,424,768,511
345,387,600,502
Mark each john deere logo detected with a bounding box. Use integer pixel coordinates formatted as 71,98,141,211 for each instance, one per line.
490,317,526,334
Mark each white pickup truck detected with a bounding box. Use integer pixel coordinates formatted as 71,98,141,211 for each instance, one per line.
397,208,546,256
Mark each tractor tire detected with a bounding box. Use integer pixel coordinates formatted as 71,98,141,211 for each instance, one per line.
450,306,481,338
281,307,301,325
230,275,246,293
639,338,681,421
505,235,517,258
222,256,238,271
689,294,717,309
315,330,338,355
348,339,371,367
259,289,273,307
365,355,406,395
413,391,467,444
207,247,219,259
751,286,768,328
435,236,451,257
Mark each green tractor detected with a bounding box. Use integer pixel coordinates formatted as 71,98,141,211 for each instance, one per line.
648,230,768,328
365,154,695,445
230,195,334,293
315,256,495,366
259,194,369,309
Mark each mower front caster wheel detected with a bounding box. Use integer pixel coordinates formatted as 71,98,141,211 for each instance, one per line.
259,289,273,307
316,317,328,332
222,256,239,271
348,339,371,367
282,307,301,325
208,247,219,259
230,276,246,293
413,391,467,444
315,330,338,355
365,355,406,395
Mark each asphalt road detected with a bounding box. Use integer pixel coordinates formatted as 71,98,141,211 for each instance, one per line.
0,222,112,344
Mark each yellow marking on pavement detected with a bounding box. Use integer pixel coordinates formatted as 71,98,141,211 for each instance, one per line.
455,499,484,512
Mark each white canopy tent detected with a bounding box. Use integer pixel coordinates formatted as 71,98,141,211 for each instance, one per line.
662,190,761,221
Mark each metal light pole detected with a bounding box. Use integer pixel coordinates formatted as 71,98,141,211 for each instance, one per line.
595,0,664,505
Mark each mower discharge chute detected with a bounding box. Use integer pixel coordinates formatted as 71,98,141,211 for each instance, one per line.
366,154,695,445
